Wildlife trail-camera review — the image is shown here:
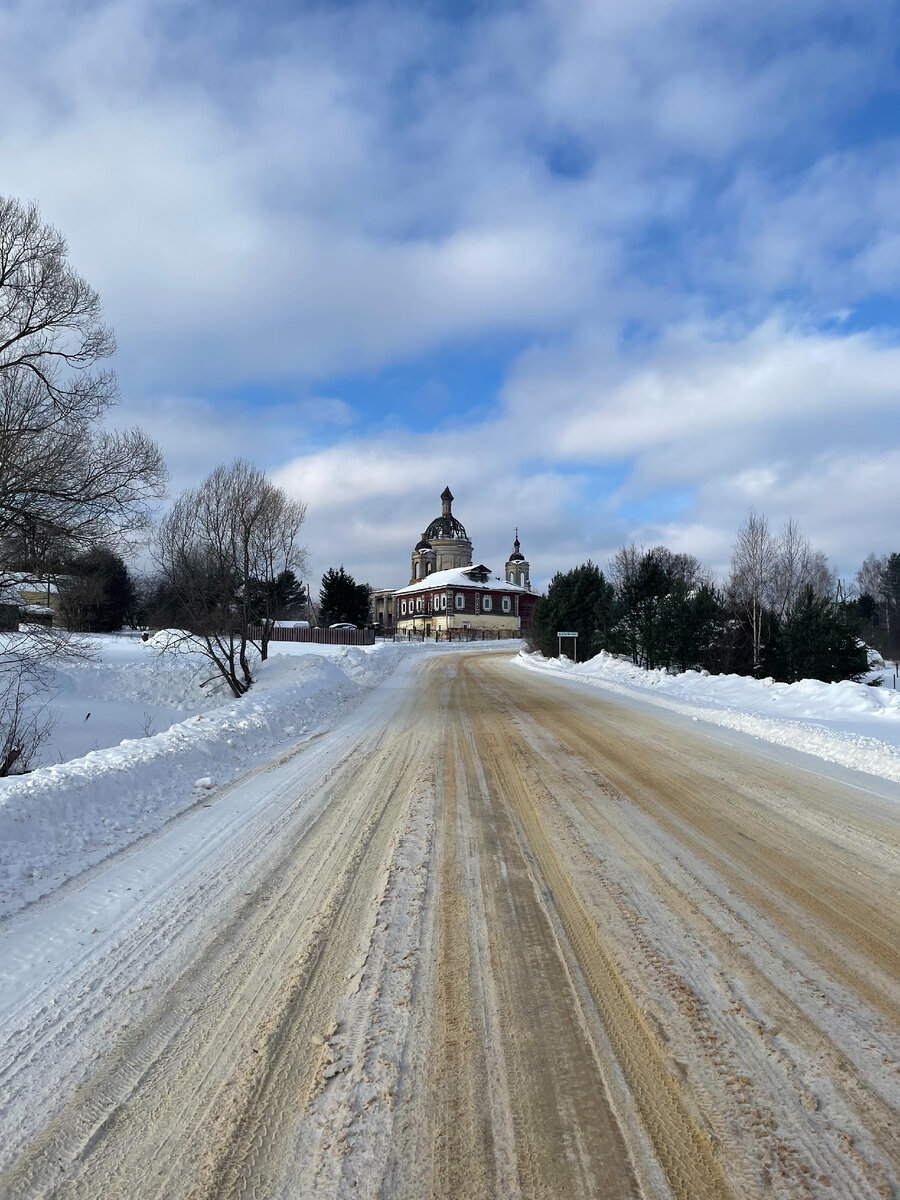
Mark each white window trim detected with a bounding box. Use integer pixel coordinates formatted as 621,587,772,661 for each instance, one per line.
482,595,492,612
502,596,511,613
455,592,464,610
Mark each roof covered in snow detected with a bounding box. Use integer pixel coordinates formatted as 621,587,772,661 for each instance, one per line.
395,565,532,596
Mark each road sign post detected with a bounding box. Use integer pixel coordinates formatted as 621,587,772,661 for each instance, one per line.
557,631,578,661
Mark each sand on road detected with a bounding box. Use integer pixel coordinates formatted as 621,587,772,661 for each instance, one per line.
1,650,897,1200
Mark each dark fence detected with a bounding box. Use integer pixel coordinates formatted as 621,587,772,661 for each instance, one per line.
249,625,375,646
385,628,523,643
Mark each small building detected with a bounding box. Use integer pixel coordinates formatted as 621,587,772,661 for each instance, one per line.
370,589,396,632
7,574,61,625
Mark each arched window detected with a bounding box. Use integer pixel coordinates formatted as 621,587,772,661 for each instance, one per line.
502,596,511,613
482,595,492,612
414,562,420,579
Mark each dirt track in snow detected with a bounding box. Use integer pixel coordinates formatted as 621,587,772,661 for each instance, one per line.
1,650,898,1199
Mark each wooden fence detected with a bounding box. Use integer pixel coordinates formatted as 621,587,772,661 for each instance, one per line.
248,625,375,647
386,628,524,643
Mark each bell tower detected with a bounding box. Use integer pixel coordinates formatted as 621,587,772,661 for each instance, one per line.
505,528,530,590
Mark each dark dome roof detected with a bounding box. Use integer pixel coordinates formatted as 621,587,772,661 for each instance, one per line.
415,536,432,551
508,552,525,562
423,513,469,540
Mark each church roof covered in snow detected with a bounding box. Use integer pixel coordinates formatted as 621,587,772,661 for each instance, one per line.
395,565,532,596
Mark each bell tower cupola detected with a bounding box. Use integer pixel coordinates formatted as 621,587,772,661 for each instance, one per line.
505,528,530,590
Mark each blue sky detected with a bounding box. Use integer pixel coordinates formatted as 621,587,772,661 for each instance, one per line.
2,0,899,590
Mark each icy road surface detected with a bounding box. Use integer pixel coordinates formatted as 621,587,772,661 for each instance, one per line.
1,651,898,1199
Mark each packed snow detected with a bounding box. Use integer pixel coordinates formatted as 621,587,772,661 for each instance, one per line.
0,635,510,916
517,649,900,784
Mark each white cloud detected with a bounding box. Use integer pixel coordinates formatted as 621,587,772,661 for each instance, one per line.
268,319,900,588
3,0,899,591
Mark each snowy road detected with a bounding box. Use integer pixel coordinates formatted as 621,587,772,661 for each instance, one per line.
1,651,898,1199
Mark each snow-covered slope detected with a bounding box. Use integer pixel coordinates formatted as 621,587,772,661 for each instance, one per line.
516,650,900,784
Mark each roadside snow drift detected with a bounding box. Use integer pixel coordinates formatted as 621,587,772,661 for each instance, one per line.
517,650,900,784
0,637,520,915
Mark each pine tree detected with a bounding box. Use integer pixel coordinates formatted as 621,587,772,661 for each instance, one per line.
319,566,371,627
531,562,614,660
778,587,868,683
58,548,135,632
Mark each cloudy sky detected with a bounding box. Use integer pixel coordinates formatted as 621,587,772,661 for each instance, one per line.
3,0,899,590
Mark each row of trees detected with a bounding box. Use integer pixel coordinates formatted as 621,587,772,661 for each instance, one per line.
532,514,882,685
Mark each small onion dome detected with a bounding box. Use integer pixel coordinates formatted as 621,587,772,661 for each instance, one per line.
415,535,432,551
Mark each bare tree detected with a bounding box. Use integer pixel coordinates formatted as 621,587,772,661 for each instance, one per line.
0,196,116,413
770,519,834,620
0,625,91,775
856,552,887,601
648,546,708,590
0,195,166,769
0,373,165,559
728,509,776,672
152,461,307,697
608,542,642,593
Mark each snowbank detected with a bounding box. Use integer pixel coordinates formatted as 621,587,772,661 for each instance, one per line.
517,650,900,784
0,637,511,914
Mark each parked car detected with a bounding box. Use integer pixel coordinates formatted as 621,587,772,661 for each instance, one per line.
329,622,357,630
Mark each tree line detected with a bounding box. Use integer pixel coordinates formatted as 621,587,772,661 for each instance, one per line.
532,513,896,685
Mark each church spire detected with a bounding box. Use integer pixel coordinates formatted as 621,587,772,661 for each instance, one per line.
505,527,530,590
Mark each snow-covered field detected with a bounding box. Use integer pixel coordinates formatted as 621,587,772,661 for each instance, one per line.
0,635,512,916
517,649,900,784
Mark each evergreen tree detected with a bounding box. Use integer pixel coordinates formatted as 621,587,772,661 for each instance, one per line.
880,553,900,657
248,569,307,623
319,566,371,627
616,550,671,668
531,562,614,660
58,548,135,632
662,581,723,672
778,587,868,683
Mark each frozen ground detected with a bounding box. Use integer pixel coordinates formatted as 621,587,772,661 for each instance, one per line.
0,635,514,915
1,650,896,1199
516,650,900,784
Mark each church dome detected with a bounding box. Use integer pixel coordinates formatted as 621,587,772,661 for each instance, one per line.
423,485,469,541
415,535,432,551
423,513,468,540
